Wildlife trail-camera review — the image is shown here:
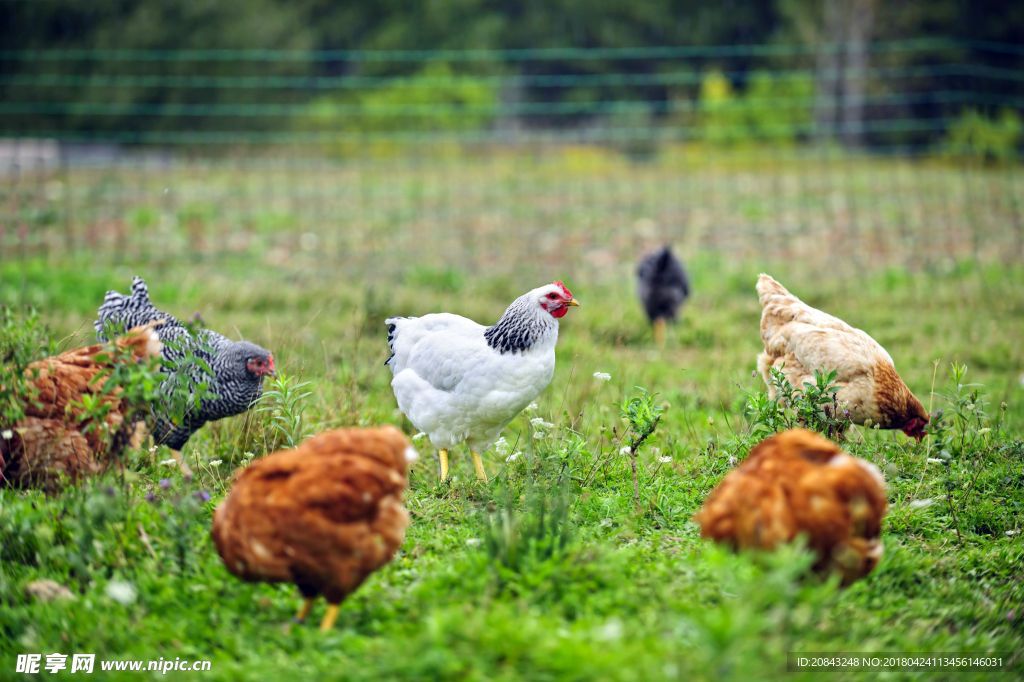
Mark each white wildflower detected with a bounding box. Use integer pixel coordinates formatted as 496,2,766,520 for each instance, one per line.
208,460,222,467
465,538,482,547
105,581,137,606
530,418,554,429
532,431,549,440
1006,530,1019,536
977,428,991,435
506,452,522,463
909,498,934,509
658,456,672,464
159,459,178,467
1,430,12,440
927,458,944,464
493,437,510,456
873,423,881,430
727,455,738,467
966,403,975,411
619,446,632,455
243,451,255,461
148,446,158,454
525,403,538,412
593,372,611,382
412,432,427,442
597,618,623,642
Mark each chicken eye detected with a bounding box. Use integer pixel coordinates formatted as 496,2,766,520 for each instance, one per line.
547,293,557,299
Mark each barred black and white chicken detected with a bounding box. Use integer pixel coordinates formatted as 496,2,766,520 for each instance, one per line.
95,277,275,469
384,281,579,483
637,245,690,346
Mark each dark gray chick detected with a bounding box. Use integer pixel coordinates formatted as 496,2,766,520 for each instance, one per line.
637,245,690,346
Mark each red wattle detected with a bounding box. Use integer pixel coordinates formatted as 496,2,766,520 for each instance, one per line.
550,306,568,318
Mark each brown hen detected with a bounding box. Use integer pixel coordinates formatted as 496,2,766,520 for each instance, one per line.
756,274,929,440
1,322,163,490
211,426,417,631
694,429,887,585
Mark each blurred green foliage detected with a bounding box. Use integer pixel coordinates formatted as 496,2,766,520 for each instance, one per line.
944,108,1023,163
698,69,814,145
299,63,498,156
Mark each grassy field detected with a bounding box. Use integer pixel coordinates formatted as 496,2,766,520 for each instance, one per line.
1,154,1024,680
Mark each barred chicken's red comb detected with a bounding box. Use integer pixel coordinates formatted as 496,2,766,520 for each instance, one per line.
553,280,573,299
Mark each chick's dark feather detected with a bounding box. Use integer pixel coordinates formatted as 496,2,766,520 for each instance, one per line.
637,246,690,323
94,276,272,450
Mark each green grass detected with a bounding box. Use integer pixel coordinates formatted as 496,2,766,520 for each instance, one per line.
1,247,1023,679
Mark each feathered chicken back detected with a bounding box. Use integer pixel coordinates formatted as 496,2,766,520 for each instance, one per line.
212,426,415,604
24,322,163,427
695,429,887,585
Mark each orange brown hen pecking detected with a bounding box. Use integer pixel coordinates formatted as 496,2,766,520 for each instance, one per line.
1,321,163,490
694,428,887,586
211,426,417,631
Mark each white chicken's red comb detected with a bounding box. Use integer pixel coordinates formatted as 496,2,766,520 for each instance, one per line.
553,280,573,299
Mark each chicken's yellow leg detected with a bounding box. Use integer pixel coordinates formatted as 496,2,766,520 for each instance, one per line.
169,449,194,476
320,604,340,632
438,449,449,482
295,597,315,624
470,451,488,483
653,318,667,348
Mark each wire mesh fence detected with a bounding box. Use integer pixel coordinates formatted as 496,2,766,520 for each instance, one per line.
2,39,1023,284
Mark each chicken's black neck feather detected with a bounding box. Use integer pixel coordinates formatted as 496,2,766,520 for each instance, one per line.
484,295,553,355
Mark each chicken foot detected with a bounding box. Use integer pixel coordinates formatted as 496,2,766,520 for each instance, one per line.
293,597,341,632
320,604,341,632
437,448,488,483
169,449,194,476
294,597,315,624
470,451,488,483
438,449,449,482
653,317,667,347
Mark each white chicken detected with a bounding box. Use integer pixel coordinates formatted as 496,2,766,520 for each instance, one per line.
385,281,579,482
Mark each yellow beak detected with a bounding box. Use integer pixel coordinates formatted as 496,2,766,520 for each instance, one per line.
565,299,580,307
